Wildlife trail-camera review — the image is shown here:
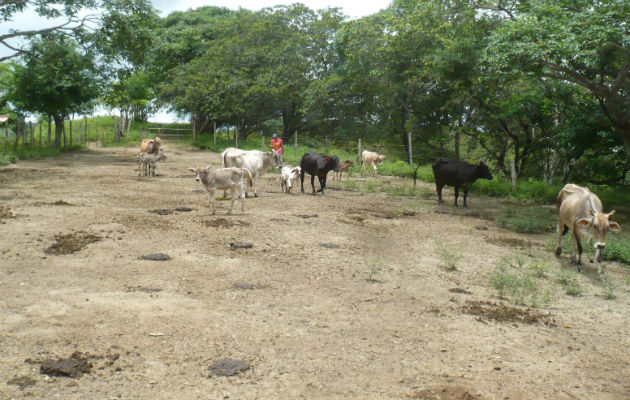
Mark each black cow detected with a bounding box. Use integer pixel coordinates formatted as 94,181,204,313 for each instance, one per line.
432,158,493,207
300,150,340,195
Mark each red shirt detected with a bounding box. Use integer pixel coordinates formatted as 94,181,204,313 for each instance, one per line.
271,138,283,154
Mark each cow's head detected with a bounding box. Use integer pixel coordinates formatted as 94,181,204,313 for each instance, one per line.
156,154,167,162
576,210,621,260
188,166,210,183
476,162,493,180
344,160,355,168
377,155,385,165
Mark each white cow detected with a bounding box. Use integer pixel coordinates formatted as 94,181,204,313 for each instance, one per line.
221,148,279,197
280,165,301,193
189,166,252,215
555,183,621,274
138,153,167,176
361,150,386,176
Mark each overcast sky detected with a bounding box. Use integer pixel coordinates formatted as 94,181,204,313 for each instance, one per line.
2,0,391,122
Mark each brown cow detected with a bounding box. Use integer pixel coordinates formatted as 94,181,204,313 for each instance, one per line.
333,160,354,181
555,184,621,275
140,137,163,154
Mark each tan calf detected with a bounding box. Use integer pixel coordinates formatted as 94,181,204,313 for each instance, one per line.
333,160,354,181
361,150,385,176
140,137,163,154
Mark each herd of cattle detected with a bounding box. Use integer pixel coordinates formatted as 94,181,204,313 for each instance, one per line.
137,137,622,276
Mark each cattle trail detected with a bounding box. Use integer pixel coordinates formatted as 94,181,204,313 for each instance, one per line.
0,144,628,399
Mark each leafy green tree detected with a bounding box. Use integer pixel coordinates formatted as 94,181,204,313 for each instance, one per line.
483,0,630,164
11,36,100,146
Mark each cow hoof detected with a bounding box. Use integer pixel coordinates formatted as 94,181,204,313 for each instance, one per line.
254,193,258,198
555,247,562,257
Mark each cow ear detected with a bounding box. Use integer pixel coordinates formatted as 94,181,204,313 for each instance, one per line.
608,210,616,218
576,218,591,226
323,157,331,162
188,168,196,172
609,222,621,232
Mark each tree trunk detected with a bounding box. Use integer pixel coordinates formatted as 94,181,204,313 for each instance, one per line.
52,115,64,147
622,125,630,170
454,129,460,160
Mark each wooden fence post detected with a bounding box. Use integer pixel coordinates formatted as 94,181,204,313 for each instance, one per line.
102,130,106,147
62,121,66,147
22,118,27,148
4,118,8,147
226,126,230,141
213,121,216,145
294,131,298,158
262,135,265,151
192,119,196,141
78,123,83,144
407,131,413,166
357,138,362,164
235,126,238,148
84,116,88,144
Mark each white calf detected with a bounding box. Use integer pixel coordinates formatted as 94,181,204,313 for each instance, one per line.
280,166,301,193
361,150,385,176
138,153,167,176
221,148,279,197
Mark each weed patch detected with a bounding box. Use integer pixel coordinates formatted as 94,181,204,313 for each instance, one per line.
489,256,555,307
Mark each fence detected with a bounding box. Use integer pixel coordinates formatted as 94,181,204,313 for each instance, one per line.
147,126,193,143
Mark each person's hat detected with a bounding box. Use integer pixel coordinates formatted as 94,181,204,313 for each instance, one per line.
272,133,278,138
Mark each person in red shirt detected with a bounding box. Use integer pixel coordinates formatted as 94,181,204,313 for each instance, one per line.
270,133,283,166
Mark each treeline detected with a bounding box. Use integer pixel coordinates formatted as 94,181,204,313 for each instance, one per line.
1,0,628,186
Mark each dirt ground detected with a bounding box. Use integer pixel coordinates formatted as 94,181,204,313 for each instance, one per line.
1,144,628,399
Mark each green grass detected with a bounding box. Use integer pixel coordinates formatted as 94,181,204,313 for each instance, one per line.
489,256,555,308
547,234,629,265
497,205,556,234
0,145,83,165
435,242,464,271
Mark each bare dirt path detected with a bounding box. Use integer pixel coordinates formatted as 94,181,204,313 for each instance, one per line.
1,145,628,399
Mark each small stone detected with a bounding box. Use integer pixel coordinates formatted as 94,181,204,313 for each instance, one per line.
209,359,249,376
229,242,253,249
319,243,340,249
235,283,254,290
148,332,164,337
141,253,171,261
175,207,194,212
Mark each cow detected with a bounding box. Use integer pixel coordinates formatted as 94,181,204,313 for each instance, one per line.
280,165,301,193
432,158,493,207
361,151,386,176
138,152,167,176
140,137,163,154
220,148,279,197
333,160,354,181
300,150,339,195
555,184,621,274
188,166,252,215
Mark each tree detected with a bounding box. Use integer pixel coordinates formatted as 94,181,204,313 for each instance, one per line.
483,0,630,164
11,35,100,146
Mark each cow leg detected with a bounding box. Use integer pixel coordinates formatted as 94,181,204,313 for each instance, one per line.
373,164,377,176
227,186,236,215
339,170,343,182
300,171,305,193
462,185,470,207
555,222,565,256
361,160,366,174
454,186,459,207
317,174,326,195
310,174,316,194
572,226,583,271
436,183,444,204
254,173,260,197
209,188,216,215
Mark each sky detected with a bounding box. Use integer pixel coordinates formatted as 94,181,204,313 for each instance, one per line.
2,0,392,122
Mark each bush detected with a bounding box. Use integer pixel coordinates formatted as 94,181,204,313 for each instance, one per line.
489,256,554,307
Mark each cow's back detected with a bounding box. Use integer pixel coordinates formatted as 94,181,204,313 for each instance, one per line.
557,184,590,207
559,191,603,226
432,158,475,185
